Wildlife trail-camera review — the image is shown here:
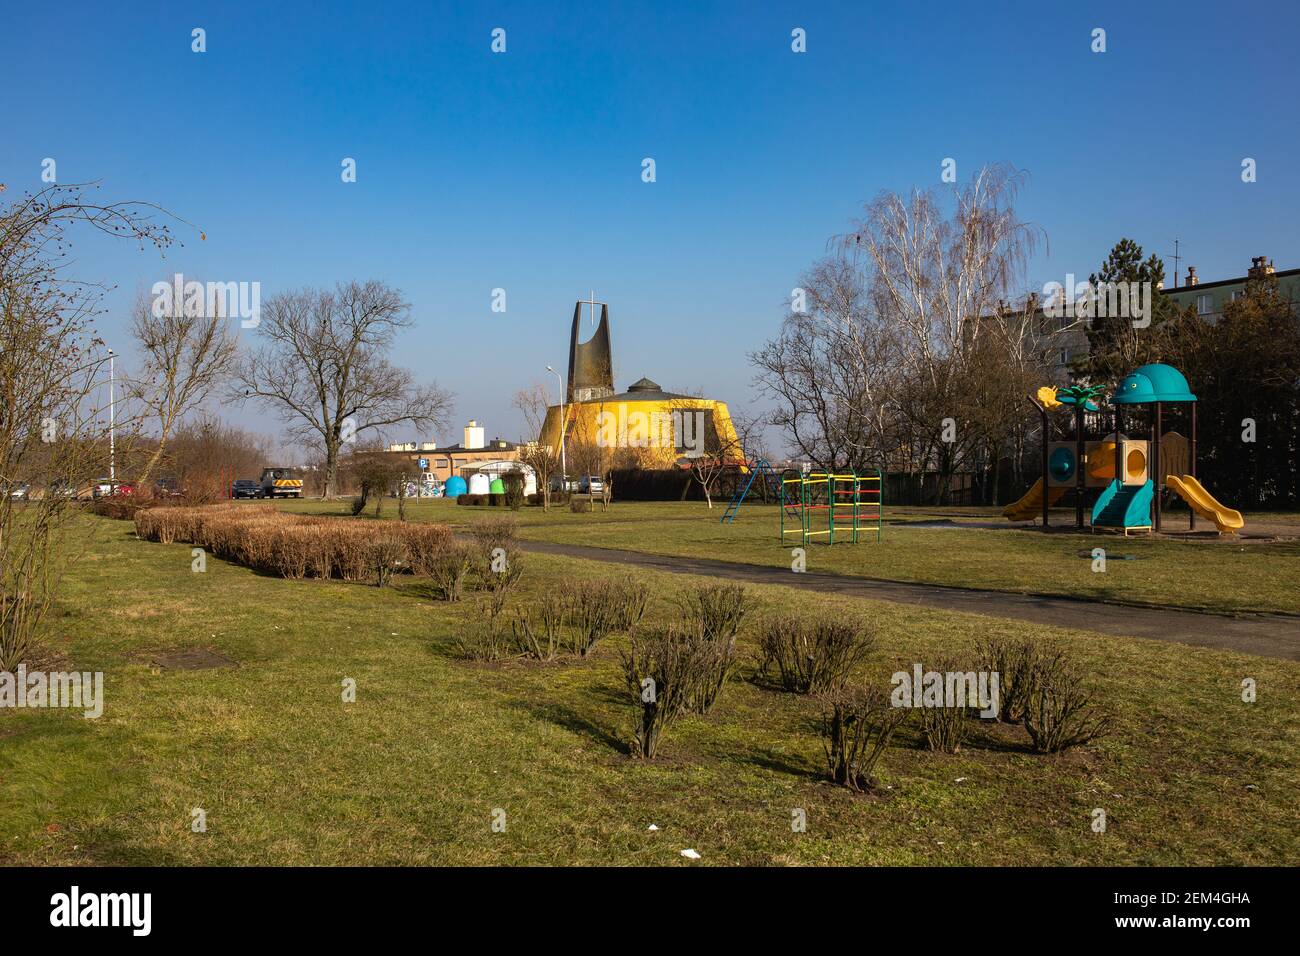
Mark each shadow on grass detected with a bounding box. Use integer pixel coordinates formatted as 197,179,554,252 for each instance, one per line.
62,821,189,867
738,744,822,780
504,697,628,754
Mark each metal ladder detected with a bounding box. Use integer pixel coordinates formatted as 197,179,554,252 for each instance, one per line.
720,458,784,524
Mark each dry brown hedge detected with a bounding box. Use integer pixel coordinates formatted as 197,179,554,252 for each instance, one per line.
134,504,450,586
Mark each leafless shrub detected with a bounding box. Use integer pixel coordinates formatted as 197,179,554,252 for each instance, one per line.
366,535,407,587
426,541,474,602
1022,649,1113,754
127,504,465,600
975,634,1039,723
756,613,875,694
621,626,699,759
303,526,334,579
610,577,650,630
820,686,910,791
270,526,312,580
476,545,523,597
133,509,162,542
501,472,526,511
678,582,747,643
2,181,178,669
329,526,370,581
563,579,623,657
467,515,517,555
453,595,512,661
509,593,567,661
676,624,738,715
911,656,979,753
401,523,454,575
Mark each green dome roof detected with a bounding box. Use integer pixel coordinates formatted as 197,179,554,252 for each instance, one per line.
1114,363,1197,404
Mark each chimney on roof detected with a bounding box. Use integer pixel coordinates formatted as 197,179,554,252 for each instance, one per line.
1185,266,1199,287
1248,256,1275,279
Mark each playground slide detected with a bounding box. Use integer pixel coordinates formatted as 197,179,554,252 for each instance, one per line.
1002,478,1065,522
1166,475,1245,533
1092,479,1154,530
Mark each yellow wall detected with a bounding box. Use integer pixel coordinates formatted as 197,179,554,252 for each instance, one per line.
538,397,744,470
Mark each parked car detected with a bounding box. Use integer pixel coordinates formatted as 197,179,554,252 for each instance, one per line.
47,479,77,499
6,482,30,501
231,479,262,499
153,477,182,498
92,479,133,498
550,475,584,494
577,475,604,496
259,467,303,499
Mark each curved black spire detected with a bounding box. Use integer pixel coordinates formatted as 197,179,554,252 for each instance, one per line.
568,300,614,402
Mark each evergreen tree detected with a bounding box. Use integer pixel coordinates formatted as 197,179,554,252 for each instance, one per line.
1073,238,1185,382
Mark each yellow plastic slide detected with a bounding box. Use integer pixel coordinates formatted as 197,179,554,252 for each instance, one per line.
1166,475,1245,533
1003,478,1065,521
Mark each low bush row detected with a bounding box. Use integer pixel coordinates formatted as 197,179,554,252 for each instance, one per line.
134,503,461,587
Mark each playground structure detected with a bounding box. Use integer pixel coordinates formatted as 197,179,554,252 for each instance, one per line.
780,469,882,546
1003,363,1244,535
720,458,784,523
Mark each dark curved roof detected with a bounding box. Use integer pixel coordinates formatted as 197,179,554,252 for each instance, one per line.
600,376,700,402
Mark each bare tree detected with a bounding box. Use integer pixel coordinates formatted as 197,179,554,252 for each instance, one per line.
753,164,1044,504
168,414,272,501
750,256,897,474
232,280,452,498
128,283,237,487
843,163,1041,502
662,396,745,509
512,383,561,509
1,181,177,668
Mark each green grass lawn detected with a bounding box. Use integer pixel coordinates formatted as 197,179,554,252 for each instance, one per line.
1,514,1297,865
282,498,1300,616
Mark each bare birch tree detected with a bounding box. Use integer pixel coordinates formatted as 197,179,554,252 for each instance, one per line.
842,163,1042,502
128,284,237,487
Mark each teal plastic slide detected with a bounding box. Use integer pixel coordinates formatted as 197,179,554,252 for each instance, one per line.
1091,479,1154,529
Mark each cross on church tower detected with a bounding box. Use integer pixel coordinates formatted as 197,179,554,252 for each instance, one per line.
582,289,605,327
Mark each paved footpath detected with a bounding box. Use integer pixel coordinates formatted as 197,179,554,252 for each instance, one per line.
517,540,1300,662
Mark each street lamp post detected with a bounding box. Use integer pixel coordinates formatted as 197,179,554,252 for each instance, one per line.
545,365,566,485
108,348,116,484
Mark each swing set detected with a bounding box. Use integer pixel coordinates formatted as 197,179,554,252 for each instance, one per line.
780,469,882,546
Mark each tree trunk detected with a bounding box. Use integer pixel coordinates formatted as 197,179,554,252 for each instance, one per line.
323,439,341,499
136,440,168,489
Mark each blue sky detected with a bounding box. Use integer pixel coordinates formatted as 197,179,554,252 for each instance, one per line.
3,0,1297,453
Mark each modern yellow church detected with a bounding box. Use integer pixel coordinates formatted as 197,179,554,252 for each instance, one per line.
537,300,744,470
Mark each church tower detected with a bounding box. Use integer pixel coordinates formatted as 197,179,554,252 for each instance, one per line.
567,298,614,403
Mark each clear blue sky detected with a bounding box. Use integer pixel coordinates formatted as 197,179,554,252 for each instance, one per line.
3,0,1296,453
